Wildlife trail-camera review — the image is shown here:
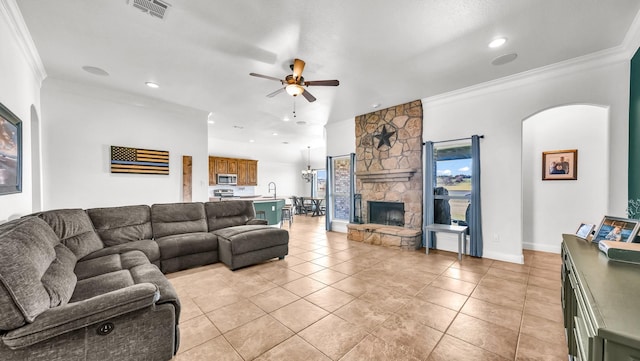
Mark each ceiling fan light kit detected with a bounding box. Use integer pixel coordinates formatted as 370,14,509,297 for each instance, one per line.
250,58,339,103
286,84,304,96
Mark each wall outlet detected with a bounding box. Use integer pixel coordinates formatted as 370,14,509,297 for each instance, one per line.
493,233,500,243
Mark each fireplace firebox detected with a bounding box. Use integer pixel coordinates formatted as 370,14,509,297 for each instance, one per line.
368,201,404,227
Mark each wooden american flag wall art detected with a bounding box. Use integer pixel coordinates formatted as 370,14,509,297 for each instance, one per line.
110,146,169,175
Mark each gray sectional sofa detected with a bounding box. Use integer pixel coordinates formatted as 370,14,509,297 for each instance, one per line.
0,200,289,361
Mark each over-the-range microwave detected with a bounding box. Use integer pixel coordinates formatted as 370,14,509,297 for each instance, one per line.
217,174,237,185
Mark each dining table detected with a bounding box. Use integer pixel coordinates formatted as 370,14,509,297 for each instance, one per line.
308,197,325,216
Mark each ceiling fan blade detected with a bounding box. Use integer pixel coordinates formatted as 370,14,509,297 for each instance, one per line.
250,73,284,83
266,87,286,98
301,89,316,102
292,58,306,81
304,80,340,86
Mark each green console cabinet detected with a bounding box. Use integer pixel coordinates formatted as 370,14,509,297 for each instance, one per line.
562,234,640,361
252,199,285,226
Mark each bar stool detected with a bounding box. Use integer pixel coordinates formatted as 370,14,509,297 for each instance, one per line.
280,205,293,228
255,210,266,220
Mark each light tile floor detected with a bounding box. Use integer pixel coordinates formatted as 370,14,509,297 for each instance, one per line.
169,215,567,361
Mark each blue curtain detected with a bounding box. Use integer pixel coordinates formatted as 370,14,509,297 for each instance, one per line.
325,156,332,231
424,141,435,249
469,135,483,257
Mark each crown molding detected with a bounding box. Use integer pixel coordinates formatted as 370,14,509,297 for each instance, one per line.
622,8,640,58
423,45,628,106
424,12,640,106
0,0,47,85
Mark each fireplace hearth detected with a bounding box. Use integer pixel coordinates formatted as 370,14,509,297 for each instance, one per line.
369,201,404,227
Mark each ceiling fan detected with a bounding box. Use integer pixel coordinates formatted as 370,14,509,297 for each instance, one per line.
249,58,339,102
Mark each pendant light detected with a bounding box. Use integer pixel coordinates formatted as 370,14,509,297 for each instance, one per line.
301,146,316,182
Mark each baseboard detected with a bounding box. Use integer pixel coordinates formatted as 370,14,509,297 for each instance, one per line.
482,250,525,264
430,233,525,264
330,220,348,233
522,242,561,254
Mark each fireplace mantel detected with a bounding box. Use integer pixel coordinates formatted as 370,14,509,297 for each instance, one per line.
355,168,417,183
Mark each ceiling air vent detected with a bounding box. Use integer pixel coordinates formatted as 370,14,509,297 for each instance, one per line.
129,0,170,19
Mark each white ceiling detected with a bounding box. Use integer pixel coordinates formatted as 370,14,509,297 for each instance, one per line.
16,0,640,151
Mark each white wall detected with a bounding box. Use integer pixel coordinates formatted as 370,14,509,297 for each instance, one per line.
41,79,209,209
422,54,630,263
0,1,44,222
325,118,356,157
523,105,608,253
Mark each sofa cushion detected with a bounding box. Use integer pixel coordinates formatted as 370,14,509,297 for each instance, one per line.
155,233,218,260
80,240,160,265
37,209,103,260
41,244,77,307
0,217,60,330
204,201,254,231
70,250,152,303
87,205,153,246
213,225,288,255
151,203,208,239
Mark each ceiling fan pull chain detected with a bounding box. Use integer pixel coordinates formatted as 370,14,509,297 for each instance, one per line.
293,98,297,117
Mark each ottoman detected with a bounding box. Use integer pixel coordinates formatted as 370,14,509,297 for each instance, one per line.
213,225,289,270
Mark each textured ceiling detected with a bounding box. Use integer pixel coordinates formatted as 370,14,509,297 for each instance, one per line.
17,0,640,150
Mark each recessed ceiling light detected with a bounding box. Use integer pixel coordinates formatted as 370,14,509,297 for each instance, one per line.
283,116,290,122
491,53,518,66
249,139,255,143
372,103,381,109
82,66,109,76
488,37,507,48
145,82,160,89
272,132,278,136
207,120,214,124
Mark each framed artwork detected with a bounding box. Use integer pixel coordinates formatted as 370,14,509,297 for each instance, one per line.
0,103,22,195
576,223,595,239
592,216,640,243
542,149,577,180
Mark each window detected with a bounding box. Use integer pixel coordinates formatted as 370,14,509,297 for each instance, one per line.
434,143,472,225
313,169,326,198
332,157,351,220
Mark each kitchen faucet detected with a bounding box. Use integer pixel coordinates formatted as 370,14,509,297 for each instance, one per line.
268,182,277,199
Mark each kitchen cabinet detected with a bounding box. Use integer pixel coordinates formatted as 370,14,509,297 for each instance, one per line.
247,160,258,185
237,160,247,185
208,157,216,185
561,234,640,361
208,156,258,186
215,158,228,174
228,159,237,174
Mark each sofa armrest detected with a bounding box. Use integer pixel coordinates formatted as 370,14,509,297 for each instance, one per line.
246,219,268,225
2,283,159,349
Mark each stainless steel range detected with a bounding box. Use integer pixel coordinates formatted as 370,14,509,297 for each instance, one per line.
213,189,234,198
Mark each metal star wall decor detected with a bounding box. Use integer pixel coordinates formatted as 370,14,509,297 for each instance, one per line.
373,124,397,150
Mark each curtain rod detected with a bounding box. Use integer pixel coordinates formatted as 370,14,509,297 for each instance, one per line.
423,134,484,145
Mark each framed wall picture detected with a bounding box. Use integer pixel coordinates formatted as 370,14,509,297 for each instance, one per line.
0,103,22,195
576,223,595,239
542,149,577,180
592,216,640,243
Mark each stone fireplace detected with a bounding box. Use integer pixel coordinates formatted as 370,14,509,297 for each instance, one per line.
369,201,404,227
347,101,423,250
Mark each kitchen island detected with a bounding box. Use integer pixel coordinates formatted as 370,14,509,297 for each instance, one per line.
208,196,287,226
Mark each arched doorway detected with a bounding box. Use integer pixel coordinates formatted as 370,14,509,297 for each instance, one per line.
522,104,608,253
30,105,42,212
